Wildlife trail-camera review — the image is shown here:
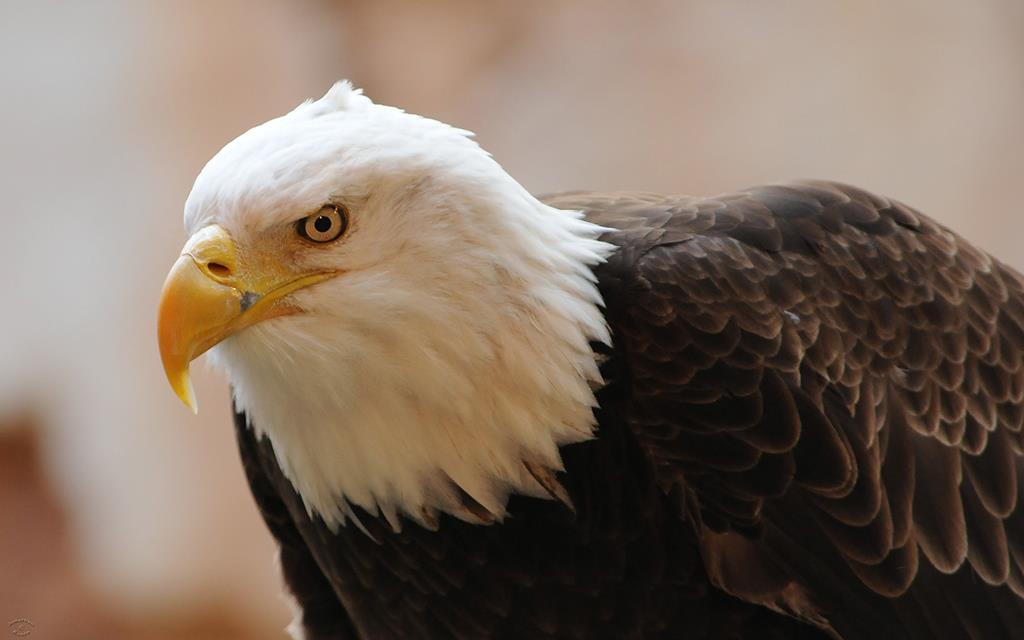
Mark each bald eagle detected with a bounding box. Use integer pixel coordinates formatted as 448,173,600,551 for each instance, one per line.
158,82,1024,639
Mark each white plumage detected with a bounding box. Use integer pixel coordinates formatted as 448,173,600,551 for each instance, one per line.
186,82,615,530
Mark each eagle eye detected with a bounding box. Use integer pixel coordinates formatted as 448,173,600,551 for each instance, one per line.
298,204,348,243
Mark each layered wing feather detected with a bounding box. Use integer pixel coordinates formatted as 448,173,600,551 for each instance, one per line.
545,182,1024,639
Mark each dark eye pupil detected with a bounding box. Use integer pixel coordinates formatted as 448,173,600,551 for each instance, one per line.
313,216,333,233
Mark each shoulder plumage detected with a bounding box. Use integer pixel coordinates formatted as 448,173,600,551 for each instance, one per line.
546,181,1024,639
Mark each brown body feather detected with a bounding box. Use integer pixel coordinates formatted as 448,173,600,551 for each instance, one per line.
237,182,1024,638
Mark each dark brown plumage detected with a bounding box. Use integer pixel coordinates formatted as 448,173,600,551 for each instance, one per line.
237,181,1024,639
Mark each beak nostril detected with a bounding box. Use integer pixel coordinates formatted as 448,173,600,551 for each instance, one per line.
207,262,231,278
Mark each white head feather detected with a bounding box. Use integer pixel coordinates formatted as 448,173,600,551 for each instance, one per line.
184,82,615,530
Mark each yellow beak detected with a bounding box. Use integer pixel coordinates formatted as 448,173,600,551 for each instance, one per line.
157,225,335,413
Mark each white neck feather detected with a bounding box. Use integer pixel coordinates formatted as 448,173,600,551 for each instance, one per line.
210,193,615,532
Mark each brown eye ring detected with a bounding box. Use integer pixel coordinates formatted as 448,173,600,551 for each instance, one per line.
298,204,348,243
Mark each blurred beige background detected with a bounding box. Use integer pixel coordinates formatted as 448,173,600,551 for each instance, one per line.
1,1,1022,638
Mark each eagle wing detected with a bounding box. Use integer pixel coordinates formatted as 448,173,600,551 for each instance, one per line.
545,182,1024,639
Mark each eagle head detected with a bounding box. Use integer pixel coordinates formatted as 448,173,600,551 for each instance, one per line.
157,82,613,529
